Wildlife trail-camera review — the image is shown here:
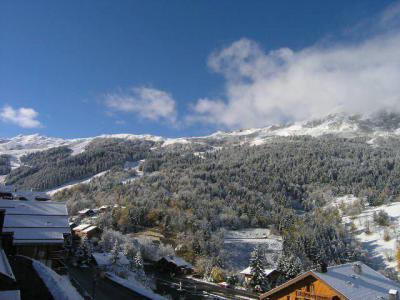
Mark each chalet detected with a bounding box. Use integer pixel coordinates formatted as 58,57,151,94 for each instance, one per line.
157,255,194,275
239,266,279,286
78,208,96,217
0,185,14,200
0,198,70,272
260,261,400,300
72,224,101,239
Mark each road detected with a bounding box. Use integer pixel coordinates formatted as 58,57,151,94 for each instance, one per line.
152,272,259,300
68,262,259,300
68,264,150,300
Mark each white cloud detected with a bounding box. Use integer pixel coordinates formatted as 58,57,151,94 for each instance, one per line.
190,5,400,129
105,87,177,124
0,105,42,128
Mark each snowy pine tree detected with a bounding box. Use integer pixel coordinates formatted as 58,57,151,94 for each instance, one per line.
110,240,121,265
277,254,303,281
249,246,271,292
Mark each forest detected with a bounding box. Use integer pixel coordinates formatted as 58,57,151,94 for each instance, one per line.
42,134,400,279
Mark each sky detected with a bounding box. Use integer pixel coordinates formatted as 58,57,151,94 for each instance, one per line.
1,0,400,138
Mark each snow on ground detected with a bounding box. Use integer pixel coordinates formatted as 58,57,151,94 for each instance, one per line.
343,201,400,270
47,170,108,195
223,228,282,271
105,272,166,300
329,194,361,209
32,259,83,300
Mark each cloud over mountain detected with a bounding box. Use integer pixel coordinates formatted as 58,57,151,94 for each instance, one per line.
190,4,400,129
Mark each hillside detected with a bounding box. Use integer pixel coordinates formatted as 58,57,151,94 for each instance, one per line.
3,112,400,278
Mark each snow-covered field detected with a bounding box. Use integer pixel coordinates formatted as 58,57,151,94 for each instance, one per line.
223,228,282,271
343,201,400,270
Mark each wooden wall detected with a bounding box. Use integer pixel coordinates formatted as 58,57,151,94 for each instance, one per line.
264,275,346,300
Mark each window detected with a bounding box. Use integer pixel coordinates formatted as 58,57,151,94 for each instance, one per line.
287,296,290,300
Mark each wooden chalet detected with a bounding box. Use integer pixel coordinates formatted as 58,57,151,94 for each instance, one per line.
0,198,70,273
239,266,279,286
260,262,400,300
72,223,101,239
157,255,194,275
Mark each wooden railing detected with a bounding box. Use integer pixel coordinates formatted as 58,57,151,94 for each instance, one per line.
296,290,331,300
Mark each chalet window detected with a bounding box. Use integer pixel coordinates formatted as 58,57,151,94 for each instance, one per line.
286,296,290,300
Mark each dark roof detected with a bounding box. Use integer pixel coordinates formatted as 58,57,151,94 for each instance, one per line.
0,199,70,245
261,261,400,300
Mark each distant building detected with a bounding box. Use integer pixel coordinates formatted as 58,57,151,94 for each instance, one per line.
0,198,70,272
78,208,96,217
92,252,130,268
72,224,101,239
239,266,279,286
260,261,400,300
157,255,194,275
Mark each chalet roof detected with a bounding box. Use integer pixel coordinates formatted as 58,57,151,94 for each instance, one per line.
261,261,400,300
160,255,193,269
239,266,276,276
0,290,21,300
0,248,15,281
92,252,129,267
0,199,70,245
81,225,100,234
72,224,92,231
78,208,94,214
314,262,400,300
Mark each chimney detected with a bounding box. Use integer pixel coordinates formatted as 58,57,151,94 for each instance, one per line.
389,289,399,300
352,262,362,275
318,261,328,273
0,209,5,233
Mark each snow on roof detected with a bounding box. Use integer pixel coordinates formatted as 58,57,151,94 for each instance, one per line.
312,262,400,300
81,225,99,233
0,290,21,300
0,199,68,216
239,266,276,276
105,272,166,300
92,252,129,267
0,249,15,281
78,208,93,214
0,199,70,245
4,215,69,228
161,255,193,268
32,259,83,300
72,224,91,231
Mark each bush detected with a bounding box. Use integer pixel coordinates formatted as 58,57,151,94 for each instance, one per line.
373,210,390,227
210,266,225,283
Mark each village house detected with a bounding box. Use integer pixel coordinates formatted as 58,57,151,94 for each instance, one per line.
157,255,194,275
78,208,96,217
0,198,71,272
260,262,400,300
239,266,279,286
72,223,102,239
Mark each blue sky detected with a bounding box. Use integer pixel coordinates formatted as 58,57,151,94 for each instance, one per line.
1,0,399,138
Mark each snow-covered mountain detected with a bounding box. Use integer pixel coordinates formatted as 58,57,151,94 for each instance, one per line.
2,112,400,166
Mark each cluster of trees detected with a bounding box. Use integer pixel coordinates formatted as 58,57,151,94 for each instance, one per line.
9,134,400,280
6,138,156,190
0,155,11,175
53,136,394,277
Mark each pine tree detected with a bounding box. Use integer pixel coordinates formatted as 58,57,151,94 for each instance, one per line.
277,254,303,281
249,246,270,292
111,240,121,265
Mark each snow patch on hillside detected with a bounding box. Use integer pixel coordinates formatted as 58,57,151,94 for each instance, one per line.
47,170,108,195
223,228,282,271
344,202,400,270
